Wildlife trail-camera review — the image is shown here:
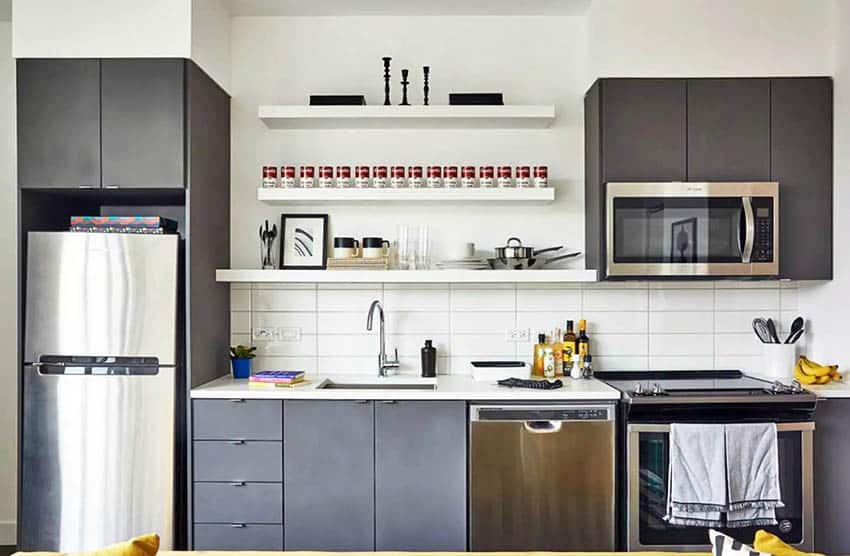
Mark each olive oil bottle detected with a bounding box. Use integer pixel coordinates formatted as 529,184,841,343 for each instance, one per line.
532,333,547,377
576,319,590,366
562,320,577,375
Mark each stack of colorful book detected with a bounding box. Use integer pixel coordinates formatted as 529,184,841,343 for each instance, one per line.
248,370,306,389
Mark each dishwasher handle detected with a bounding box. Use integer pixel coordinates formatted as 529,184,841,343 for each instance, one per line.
523,421,563,434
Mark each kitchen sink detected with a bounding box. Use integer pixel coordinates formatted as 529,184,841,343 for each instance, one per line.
317,379,437,390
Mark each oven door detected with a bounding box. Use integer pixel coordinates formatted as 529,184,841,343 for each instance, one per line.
606,182,778,277
626,422,814,552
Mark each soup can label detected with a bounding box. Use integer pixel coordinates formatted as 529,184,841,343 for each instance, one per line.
373,166,388,188
479,166,495,188
299,166,315,188
444,166,459,188
461,166,477,188
355,166,371,188
497,166,513,188
263,166,278,188
534,166,549,188
281,166,296,188
516,166,531,188
319,166,335,188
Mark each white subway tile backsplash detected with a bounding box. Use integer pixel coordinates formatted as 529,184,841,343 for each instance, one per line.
451,311,515,334
714,288,780,311
516,288,581,311
253,356,317,374
649,289,714,311
649,311,713,334
649,334,713,356
230,281,787,377
450,288,515,311
583,289,648,311
252,288,316,311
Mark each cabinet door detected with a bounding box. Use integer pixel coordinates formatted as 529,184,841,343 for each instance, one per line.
771,78,833,279
815,399,850,553
687,79,770,181
375,401,467,551
601,79,687,182
101,59,185,188
17,59,101,189
284,400,374,551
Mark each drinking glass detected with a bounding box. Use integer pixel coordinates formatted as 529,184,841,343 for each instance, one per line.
416,226,430,270
397,225,414,270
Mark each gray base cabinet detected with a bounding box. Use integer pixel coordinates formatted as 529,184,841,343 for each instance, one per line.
375,401,467,551
814,398,850,553
283,400,375,551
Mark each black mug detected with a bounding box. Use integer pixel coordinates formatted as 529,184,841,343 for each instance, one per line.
362,237,390,259
333,237,360,258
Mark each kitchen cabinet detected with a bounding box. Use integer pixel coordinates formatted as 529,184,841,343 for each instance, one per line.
600,78,687,182
771,77,833,280
375,401,467,551
17,59,101,189
284,400,375,551
687,79,771,181
101,59,185,188
814,398,850,554
18,58,190,189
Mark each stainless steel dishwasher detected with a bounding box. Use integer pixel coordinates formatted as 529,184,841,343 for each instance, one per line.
470,404,616,551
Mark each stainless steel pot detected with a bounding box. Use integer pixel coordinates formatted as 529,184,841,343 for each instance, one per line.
488,251,582,270
494,237,563,260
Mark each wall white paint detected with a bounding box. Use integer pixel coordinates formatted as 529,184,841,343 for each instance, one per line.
191,0,232,92
797,1,850,363
0,19,15,546
11,0,191,58
230,15,588,270
232,281,802,376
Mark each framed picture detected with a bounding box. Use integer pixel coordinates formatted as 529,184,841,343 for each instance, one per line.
671,217,698,263
280,214,329,269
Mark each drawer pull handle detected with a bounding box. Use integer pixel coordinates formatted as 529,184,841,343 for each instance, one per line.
230,523,246,528
356,400,369,404
229,440,246,445
229,399,246,403
380,400,397,405
230,481,246,487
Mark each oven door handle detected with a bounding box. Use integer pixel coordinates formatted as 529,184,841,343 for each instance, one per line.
742,196,755,264
628,422,814,433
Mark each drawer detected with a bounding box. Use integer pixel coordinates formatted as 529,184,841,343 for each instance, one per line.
193,399,282,440
194,482,282,523
193,441,282,482
194,523,283,550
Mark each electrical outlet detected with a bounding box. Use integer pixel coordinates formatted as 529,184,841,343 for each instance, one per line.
253,327,279,341
280,327,302,342
505,328,530,342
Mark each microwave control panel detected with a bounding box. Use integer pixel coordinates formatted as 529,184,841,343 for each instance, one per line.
751,198,774,262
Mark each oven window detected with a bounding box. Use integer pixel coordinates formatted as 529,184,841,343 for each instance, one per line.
613,197,743,264
638,431,803,546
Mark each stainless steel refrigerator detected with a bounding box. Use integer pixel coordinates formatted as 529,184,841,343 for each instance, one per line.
20,232,179,552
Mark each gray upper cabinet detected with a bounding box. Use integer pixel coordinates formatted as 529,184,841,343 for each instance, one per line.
687,79,771,181
284,400,375,551
101,59,185,188
375,401,467,551
17,59,101,189
771,77,833,280
601,79,687,182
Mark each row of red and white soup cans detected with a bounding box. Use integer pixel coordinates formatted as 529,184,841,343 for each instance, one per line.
262,165,549,188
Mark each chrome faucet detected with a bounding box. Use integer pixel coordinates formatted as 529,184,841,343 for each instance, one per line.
366,300,399,377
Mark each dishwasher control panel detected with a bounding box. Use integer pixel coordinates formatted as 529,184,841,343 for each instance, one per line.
471,405,614,422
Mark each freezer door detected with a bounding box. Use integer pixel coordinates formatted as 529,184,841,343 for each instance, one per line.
20,365,175,551
25,232,179,365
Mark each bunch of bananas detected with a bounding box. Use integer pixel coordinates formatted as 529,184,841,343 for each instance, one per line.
793,355,843,385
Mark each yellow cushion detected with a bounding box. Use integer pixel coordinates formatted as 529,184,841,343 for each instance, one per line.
754,529,823,556
15,533,159,556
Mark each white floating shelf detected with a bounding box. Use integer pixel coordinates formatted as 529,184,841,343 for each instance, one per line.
258,105,555,129
257,187,555,204
217,269,597,284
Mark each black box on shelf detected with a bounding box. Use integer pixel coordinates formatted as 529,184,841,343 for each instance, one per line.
309,95,367,106
449,93,504,105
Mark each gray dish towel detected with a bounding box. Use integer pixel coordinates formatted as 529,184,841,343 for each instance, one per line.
665,423,726,527
725,423,783,527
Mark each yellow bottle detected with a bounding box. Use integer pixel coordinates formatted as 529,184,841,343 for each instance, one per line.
532,333,547,377
563,320,577,374
552,328,564,376
577,319,590,366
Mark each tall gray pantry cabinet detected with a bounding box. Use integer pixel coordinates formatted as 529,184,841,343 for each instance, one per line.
192,399,468,551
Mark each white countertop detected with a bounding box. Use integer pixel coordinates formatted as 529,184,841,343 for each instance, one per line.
746,372,850,399
190,373,621,401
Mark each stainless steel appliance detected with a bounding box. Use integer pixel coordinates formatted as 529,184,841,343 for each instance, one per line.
606,182,778,277
597,370,816,552
469,404,616,551
21,232,180,552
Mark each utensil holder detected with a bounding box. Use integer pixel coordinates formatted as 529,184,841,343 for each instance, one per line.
763,343,797,379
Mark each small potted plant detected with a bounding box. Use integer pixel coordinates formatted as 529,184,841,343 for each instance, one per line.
229,345,257,379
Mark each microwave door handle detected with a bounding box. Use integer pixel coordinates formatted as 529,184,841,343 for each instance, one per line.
742,196,755,264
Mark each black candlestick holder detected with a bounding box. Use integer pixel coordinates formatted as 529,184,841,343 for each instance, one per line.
382,57,392,106
423,66,430,106
400,69,410,106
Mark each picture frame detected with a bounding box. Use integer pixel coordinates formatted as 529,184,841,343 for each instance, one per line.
280,214,329,270
670,217,698,264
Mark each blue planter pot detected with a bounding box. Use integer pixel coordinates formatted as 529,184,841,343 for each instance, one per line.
231,358,252,379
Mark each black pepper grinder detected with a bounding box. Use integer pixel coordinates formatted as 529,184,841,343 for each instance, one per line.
421,339,437,377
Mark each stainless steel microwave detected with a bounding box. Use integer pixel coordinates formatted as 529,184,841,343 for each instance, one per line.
606,182,779,278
